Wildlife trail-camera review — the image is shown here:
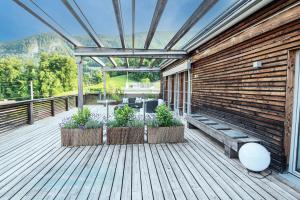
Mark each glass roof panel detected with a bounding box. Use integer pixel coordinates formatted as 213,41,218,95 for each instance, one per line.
173,0,238,50
0,1,51,41
134,0,156,49
74,0,122,48
149,0,202,49
30,0,95,47
120,0,132,48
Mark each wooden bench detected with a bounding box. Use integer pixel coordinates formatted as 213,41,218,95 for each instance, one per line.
186,114,261,158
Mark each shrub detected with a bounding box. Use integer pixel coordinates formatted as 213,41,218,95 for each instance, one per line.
72,107,91,127
114,104,134,126
155,104,173,127
147,104,183,127
85,119,103,129
107,105,144,127
60,108,103,129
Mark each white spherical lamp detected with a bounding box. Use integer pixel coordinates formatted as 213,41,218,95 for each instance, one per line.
238,143,271,172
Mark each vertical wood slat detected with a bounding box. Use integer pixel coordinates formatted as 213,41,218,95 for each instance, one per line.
284,50,297,163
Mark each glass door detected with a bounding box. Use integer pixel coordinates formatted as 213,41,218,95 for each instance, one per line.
290,50,300,177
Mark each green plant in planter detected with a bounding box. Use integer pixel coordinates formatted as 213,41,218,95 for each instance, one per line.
61,107,103,129
115,104,134,126
156,104,173,127
72,107,91,127
147,104,183,127
107,104,143,127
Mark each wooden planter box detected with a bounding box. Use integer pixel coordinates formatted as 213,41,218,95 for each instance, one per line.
148,126,184,144
61,128,103,146
107,127,144,144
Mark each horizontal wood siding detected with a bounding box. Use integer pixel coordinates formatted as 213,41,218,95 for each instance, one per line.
54,98,67,114
0,104,28,133
191,11,300,170
33,101,52,121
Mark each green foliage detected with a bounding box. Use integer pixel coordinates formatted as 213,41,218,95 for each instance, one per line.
0,53,77,100
36,53,77,97
62,107,103,129
85,119,103,129
0,57,35,100
72,107,92,127
127,120,144,127
110,88,123,102
114,105,134,127
155,104,173,127
141,78,150,83
153,104,183,127
129,72,160,82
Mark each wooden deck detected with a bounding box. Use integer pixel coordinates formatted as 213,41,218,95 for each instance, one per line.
0,106,299,200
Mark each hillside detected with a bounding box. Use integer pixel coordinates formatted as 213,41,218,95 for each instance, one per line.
0,32,174,60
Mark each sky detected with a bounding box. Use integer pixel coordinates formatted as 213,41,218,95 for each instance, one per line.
0,0,237,44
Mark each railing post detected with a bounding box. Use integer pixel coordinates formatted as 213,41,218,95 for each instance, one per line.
28,102,34,125
51,99,55,116
75,96,78,107
106,100,109,124
65,97,69,111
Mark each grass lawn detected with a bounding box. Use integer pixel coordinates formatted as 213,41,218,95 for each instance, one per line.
84,75,160,93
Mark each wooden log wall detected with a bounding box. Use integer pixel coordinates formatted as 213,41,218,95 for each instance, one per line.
190,1,300,171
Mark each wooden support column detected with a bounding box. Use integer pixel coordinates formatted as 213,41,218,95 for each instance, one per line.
77,57,84,110
50,100,55,116
28,102,34,125
187,63,192,115
102,71,107,100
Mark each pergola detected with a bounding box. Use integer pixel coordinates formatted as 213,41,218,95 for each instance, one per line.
13,0,272,109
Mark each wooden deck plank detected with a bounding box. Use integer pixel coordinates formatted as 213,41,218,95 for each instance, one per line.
155,145,189,200
166,143,219,199
24,147,87,200
88,145,115,199
10,147,79,200
131,144,143,200
186,135,263,200
150,144,176,200
65,146,103,199
0,106,298,200
138,144,154,200
187,129,293,200
0,147,62,199
98,145,121,200
0,138,61,190
50,146,94,200
75,145,109,200
172,143,231,200
178,143,244,200
110,145,127,200
144,144,165,200
160,144,206,200
121,145,132,200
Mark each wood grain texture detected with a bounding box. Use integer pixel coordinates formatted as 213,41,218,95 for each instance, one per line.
60,128,103,146
107,127,144,144
162,1,300,171
148,126,184,144
284,50,297,163
0,106,300,199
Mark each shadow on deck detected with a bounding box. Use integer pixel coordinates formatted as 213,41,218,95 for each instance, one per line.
0,105,299,200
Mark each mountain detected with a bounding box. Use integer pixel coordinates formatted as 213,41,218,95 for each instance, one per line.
0,32,175,59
